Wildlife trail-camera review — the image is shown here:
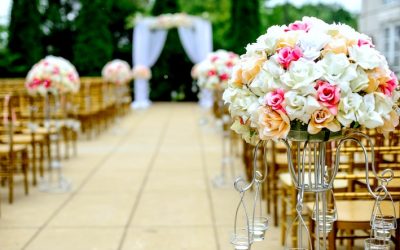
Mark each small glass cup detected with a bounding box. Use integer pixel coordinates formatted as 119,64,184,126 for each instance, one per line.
372,215,396,240
312,208,336,234
249,216,269,241
231,231,253,250
364,238,390,250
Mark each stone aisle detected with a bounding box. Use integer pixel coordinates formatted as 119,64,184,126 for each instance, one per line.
0,103,281,250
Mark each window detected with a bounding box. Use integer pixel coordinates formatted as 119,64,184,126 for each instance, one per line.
383,25,400,75
394,26,400,73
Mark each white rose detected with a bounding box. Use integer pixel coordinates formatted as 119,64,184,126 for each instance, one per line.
318,52,357,93
337,92,363,127
348,45,382,70
246,42,266,56
302,16,330,33
357,94,384,128
249,70,278,96
255,26,286,54
223,88,259,122
231,119,259,145
374,92,393,117
281,58,323,95
264,55,284,78
285,91,321,123
298,31,330,61
349,67,369,92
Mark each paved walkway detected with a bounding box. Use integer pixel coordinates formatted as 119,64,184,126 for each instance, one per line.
0,103,281,250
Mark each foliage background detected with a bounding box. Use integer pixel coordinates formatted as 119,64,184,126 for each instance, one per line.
0,0,358,101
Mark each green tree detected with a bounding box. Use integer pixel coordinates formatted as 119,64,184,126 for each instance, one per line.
261,3,357,30
73,0,113,75
180,0,231,49
109,0,143,63
7,0,44,75
228,0,261,54
42,0,78,60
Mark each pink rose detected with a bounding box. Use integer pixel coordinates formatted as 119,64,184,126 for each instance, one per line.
315,80,340,115
219,73,229,81
226,61,234,68
210,56,218,62
208,70,217,76
284,21,311,32
357,39,374,48
277,46,303,69
379,72,398,96
43,80,51,88
265,89,286,113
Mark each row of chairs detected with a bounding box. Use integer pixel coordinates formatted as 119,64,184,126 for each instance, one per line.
0,78,131,210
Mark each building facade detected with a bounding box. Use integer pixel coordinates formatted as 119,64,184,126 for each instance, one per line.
359,0,400,75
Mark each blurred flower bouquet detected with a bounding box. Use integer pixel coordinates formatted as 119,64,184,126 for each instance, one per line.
223,17,400,144
132,65,152,80
150,13,193,29
196,50,239,90
26,55,80,96
102,59,133,85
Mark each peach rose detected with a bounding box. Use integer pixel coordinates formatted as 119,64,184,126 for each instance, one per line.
308,108,341,134
365,67,391,93
323,38,348,55
240,56,266,85
257,106,290,140
377,110,399,137
231,65,243,87
379,71,398,96
276,32,300,50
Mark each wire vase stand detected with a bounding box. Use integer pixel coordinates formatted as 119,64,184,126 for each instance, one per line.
231,130,397,250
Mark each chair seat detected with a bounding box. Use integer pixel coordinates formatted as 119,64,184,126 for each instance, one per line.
22,127,58,135
279,172,349,189
0,134,45,144
0,144,27,153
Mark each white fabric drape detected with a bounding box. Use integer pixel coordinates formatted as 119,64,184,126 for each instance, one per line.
132,20,168,109
177,18,213,64
178,18,214,108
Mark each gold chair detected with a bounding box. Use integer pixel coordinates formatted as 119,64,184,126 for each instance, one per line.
0,95,29,203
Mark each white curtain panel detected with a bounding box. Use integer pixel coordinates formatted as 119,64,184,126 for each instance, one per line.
177,18,213,64
178,18,214,108
132,20,168,109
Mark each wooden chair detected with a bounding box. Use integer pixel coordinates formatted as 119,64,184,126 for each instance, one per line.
306,190,400,250
0,95,29,203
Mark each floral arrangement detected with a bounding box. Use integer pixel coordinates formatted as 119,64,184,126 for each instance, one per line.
132,65,152,80
25,55,80,96
149,13,193,29
223,17,400,144
102,59,133,85
191,64,200,80
196,50,239,90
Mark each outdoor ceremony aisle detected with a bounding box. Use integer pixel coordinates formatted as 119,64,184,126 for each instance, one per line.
0,103,280,250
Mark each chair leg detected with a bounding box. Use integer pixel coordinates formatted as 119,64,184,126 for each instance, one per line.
329,222,337,250
281,187,287,246
8,170,14,204
22,150,29,195
39,142,44,177
31,140,37,186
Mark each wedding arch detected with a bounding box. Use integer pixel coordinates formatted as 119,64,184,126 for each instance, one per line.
132,13,213,109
